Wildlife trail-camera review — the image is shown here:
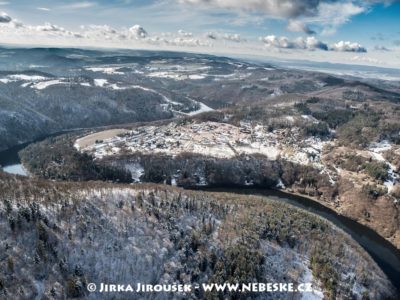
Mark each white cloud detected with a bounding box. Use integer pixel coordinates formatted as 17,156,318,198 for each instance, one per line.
177,1,394,37
1,11,395,68
148,30,212,48
178,29,193,37
167,37,210,47
351,55,381,64
205,32,217,40
36,23,64,32
259,35,367,52
332,41,367,52
31,23,84,39
82,25,117,34
315,2,365,36
80,25,126,40
295,36,328,50
37,7,51,11
60,2,96,10
147,36,196,47
129,25,148,39
374,45,390,51
222,33,242,42
9,20,24,28
179,0,324,18
204,31,243,42
0,11,11,23
287,20,315,35
260,35,294,49
260,35,328,51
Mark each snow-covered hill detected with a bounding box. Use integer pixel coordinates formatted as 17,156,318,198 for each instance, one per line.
0,173,396,299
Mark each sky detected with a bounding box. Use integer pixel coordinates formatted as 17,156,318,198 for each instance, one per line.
0,0,400,68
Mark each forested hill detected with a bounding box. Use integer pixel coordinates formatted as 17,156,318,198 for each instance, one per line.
0,173,397,299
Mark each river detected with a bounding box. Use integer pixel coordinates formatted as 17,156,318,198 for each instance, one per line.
0,141,31,176
0,141,399,291
0,130,78,176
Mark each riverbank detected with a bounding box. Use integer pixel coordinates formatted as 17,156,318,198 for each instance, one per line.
190,186,400,290
273,187,399,250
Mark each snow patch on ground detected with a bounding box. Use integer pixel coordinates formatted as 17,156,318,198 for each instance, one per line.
127,85,182,106
9,74,47,81
270,88,283,98
21,82,32,88
285,116,295,123
148,71,207,81
302,115,319,124
33,280,45,300
86,66,124,75
188,74,206,80
369,140,392,154
0,73,96,90
281,136,330,167
186,101,214,116
0,75,70,90
300,266,324,300
276,179,286,189
0,74,48,85
89,81,183,111
125,163,145,183
0,78,11,84
31,80,68,90
368,140,398,193
213,72,252,81
94,79,108,87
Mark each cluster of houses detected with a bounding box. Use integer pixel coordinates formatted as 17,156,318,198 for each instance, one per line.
82,121,328,169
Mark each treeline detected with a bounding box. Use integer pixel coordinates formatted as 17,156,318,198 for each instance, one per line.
108,152,335,199
19,134,132,183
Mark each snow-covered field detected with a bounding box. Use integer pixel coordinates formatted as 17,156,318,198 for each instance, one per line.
31,79,69,90
147,71,207,81
85,66,125,75
84,61,230,82
3,74,47,82
0,74,74,90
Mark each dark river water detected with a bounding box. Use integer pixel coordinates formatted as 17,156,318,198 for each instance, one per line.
0,130,77,175
1,141,399,291
0,141,32,176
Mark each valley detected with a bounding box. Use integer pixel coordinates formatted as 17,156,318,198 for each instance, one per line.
1,47,400,299
66,94,400,251
2,47,399,153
